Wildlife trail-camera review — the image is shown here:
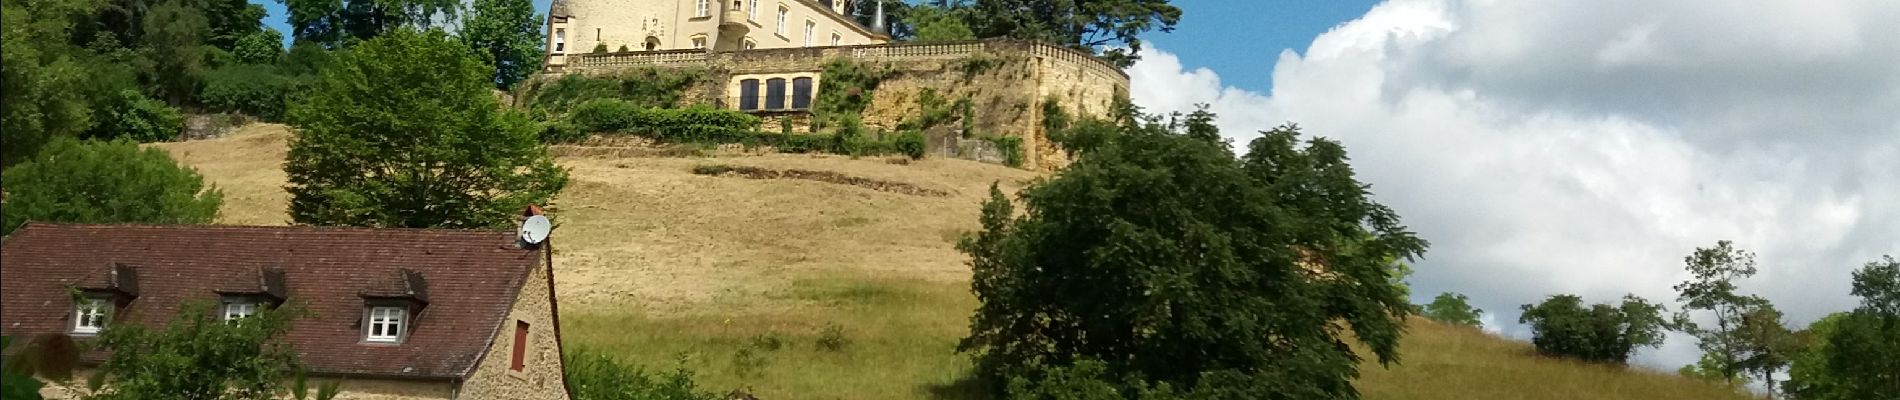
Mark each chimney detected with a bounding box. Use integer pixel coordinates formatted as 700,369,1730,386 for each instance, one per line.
871,0,887,35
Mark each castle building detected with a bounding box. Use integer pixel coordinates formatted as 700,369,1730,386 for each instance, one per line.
545,0,889,68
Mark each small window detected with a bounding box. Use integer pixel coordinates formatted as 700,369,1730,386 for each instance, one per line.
831,32,841,46
553,29,566,53
695,0,709,17
748,0,758,20
72,297,109,334
222,299,258,322
803,20,815,47
791,77,813,109
743,38,757,50
776,7,788,35
511,320,529,372
366,306,405,343
738,79,760,111
765,78,787,110
691,36,707,49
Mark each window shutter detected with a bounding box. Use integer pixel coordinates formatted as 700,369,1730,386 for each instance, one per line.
511,320,529,371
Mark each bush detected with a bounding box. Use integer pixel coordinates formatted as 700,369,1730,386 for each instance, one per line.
86,90,185,143
816,323,851,352
201,64,302,122
895,130,927,160
564,347,719,400
831,115,867,155
568,99,761,143
984,136,1024,167
1518,294,1667,364
539,120,586,143
0,137,222,234
520,68,709,116
569,98,643,133
234,28,285,64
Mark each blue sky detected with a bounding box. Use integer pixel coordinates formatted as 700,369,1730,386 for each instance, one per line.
251,0,1376,93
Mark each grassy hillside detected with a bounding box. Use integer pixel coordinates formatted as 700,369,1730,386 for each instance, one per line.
152,125,1755,400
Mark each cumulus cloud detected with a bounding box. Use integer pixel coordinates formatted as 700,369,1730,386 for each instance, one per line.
1128,0,1900,370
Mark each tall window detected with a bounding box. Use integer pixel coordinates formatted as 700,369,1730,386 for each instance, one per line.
511,321,530,372
553,29,566,53
831,32,841,46
776,6,788,35
803,20,815,47
738,79,760,111
695,0,709,17
222,299,258,322
366,306,405,343
765,78,787,110
791,77,813,109
748,0,758,20
72,297,109,334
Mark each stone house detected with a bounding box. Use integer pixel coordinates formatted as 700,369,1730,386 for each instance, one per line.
545,0,889,67
0,222,571,400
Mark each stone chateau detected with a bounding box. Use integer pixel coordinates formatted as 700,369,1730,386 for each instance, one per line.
542,0,1130,170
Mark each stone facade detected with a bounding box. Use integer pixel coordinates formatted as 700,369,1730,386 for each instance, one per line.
546,0,888,70
456,257,570,400
553,39,1130,170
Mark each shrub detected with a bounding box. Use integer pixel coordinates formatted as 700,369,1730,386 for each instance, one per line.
1518,294,1667,364
569,98,643,133
539,120,586,143
895,130,927,160
816,323,851,352
88,303,305,399
85,89,185,143
983,136,1024,167
520,68,708,116
593,43,609,53
831,114,867,155
564,347,719,400
1,138,222,234
201,64,301,122
568,99,761,143
233,28,285,64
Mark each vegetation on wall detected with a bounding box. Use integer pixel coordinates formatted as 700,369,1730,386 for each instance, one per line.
811,58,891,132
285,28,567,229
517,68,712,117
569,99,761,143
0,138,222,235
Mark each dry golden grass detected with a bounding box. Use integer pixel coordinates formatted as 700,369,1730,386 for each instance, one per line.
159,124,1754,400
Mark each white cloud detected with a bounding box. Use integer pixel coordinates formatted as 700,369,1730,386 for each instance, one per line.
1128,0,1900,371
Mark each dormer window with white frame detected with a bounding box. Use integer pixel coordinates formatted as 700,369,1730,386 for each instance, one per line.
366,306,406,343
222,298,259,322
695,0,710,17
72,296,110,335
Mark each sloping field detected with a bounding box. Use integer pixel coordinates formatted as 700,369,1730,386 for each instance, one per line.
152,124,1752,400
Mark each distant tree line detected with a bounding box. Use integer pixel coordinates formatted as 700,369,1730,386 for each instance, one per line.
852,0,1181,68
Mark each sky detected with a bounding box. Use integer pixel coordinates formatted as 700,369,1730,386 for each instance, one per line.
1127,0,1900,371
247,0,1900,372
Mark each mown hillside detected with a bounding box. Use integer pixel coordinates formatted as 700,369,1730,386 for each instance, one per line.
152,124,1755,400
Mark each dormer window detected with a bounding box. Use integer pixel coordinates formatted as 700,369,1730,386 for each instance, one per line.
72,296,110,335
222,298,259,322
366,306,406,343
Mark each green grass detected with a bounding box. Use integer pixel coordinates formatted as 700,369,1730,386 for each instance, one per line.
562,274,988,400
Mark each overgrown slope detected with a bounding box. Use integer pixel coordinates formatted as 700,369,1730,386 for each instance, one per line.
151,124,1754,400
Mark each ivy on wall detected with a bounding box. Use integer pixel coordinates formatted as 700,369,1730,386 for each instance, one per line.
514,67,714,118
811,58,891,133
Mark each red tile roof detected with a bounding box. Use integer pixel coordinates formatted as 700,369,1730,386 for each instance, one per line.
0,222,544,379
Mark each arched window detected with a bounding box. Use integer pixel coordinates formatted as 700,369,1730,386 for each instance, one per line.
765,78,787,110
739,79,761,111
644,36,661,51
791,77,813,109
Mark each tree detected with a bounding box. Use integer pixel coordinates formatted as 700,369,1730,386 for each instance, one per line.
84,303,303,400
1736,303,1798,398
1784,312,1846,400
1671,241,1770,387
1807,256,1900,399
1,138,222,235
964,0,1182,67
1,0,98,167
1517,294,1668,365
958,112,1428,397
280,0,459,47
201,0,269,50
459,0,543,90
142,0,210,105
285,28,567,229
233,27,286,64
1680,352,1750,388
905,5,975,42
1423,292,1484,327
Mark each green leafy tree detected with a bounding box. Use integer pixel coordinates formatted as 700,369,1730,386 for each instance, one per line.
459,0,544,90
86,89,186,142
200,63,305,122
1806,256,1900,399
964,0,1181,67
959,112,1428,397
1517,294,1668,365
286,28,566,229
84,303,303,400
1680,352,1750,388
1,0,99,167
233,28,287,64
1785,312,1847,400
1,138,222,235
201,0,269,49
280,0,459,47
1423,292,1485,327
142,0,210,105
906,6,975,42
1671,240,1770,387
1736,303,1799,398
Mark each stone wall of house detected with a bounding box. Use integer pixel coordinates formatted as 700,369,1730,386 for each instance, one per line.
455,253,569,400
557,39,1130,170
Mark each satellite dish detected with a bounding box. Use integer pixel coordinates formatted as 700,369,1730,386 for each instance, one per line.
519,215,552,244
